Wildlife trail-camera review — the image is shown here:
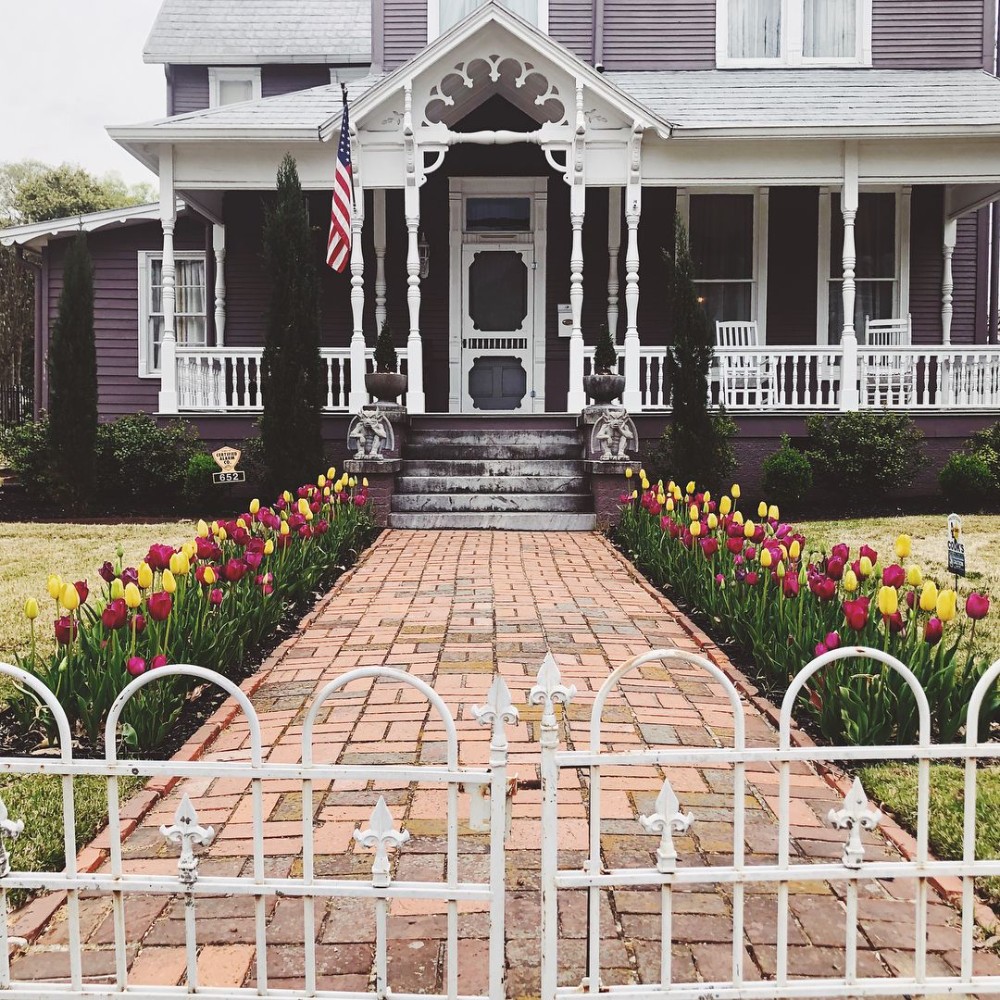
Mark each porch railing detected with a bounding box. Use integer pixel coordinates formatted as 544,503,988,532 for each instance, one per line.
857,346,1000,409
175,347,407,412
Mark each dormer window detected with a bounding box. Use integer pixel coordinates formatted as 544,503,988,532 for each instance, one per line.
208,68,262,108
717,0,871,67
428,1,548,41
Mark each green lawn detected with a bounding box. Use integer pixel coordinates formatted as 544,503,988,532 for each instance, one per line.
803,514,1000,910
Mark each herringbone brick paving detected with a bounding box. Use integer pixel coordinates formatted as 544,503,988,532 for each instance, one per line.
11,530,999,997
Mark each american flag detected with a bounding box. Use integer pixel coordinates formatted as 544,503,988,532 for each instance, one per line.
326,99,353,272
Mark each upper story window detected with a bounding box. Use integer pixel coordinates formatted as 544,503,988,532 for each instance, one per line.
429,0,548,41
208,67,262,108
717,0,871,67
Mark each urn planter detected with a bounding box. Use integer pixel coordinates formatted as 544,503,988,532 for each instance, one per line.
583,373,626,405
365,371,408,404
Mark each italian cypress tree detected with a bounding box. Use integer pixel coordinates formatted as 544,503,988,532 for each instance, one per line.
664,214,735,489
261,154,324,492
47,232,97,504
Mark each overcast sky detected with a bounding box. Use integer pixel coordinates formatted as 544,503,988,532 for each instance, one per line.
0,0,165,185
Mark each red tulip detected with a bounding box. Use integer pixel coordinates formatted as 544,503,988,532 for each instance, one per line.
700,537,719,558
814,641,829,657
126,656,146,677
151,654,169,670
53,616,77,645
782,575,800,598
825,631,841,650
924,617,943,644
209,588,224,607
859,544,878,566
120,567,138,587
133,613,146,634
886,611,904,633
831,543,850,562
73,580,89,604
843,597,871,631
147,591,172,622
101,598,128,630
98,561,116,584
882,564,906,588
196,537,222,562
222,558,249,583
966,593,991,621
826,556,845,580
726,537,744,555
745,572,759,585
145,544,175,571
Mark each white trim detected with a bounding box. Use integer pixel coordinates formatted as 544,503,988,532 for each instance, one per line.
715,0,872,68
137,249,209,378
428,0,549,42
208,67,262,108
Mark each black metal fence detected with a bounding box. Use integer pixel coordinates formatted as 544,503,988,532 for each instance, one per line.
0,384,31,428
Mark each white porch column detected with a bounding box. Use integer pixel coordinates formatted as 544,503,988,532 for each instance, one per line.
566,83,588,413
374,188,387,329
212,223,226,345
606,187,621,338
348,176,367,412
942,217,958,345
403,83,425,413
839,143,860,411
623,124,643,411
158,145,178,414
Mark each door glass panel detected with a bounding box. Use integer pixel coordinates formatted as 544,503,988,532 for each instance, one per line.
468,251,528,331
468,356,527,410
466,197,531,232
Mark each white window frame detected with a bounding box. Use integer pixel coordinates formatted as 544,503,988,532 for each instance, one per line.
816,186,910,345
208,67,262,108
716,0,872,68
677,187,770,343
329,66,371,86
428,0,549,41
137,250,209,378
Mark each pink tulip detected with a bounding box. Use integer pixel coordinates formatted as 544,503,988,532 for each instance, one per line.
126,656,146,676
966,593,991,621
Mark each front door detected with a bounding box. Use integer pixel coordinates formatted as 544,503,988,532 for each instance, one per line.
449,179,548,413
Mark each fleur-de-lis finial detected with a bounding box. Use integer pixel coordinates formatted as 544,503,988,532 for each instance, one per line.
159,793,215,886
0,794,24,879
353,796,410,887
528,653,576,721
827,777,882,870
638,778,695,873
473,675,520,749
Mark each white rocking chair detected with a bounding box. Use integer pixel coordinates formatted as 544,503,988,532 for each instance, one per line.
864,314,913,406
715,321,771,407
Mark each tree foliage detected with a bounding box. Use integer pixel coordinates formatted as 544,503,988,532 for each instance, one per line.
47,233,98,504
260,154,324,492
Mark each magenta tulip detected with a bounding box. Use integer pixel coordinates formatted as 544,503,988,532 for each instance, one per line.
966,592,991,621
126,656,146,677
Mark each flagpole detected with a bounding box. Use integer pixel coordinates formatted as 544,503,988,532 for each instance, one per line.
341,83,355,210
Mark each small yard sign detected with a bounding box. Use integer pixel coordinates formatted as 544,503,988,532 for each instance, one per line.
947,513,966,577
212,446,246,485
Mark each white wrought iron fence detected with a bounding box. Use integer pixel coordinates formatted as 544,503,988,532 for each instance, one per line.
0,661,517,999
534,646,1000,999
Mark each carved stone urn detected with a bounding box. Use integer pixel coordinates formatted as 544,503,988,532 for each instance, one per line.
365,371,408,403
583,373,626,405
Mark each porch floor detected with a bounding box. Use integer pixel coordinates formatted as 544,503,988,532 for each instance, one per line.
10,531,997,994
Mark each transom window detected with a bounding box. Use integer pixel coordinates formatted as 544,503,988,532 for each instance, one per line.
208,67,262,108
429,0,547,39
138,252,208,376
718,0,871,66
688,194,756,328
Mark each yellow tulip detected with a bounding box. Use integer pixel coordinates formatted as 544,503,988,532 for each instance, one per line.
769,504,780,521
731,484,741,499
936,589,958,622
631,489,638,499
124,582,142,609
843,569,859,593
24,598,39,621
317,475,326,488
334,482,344,495
162,570,177,595
906,565,923,587
704,491,711,502
47,574,63,600
776,561,786,579
197,519,209,539
657,492,666,506
689,504,699,521
720,496,732,515
744,520,755,539
919,581,938,612
640,468,647,480
264,539,275,556
858,556,873,578
249,498,260,515
217,526,228,542
201,566,217,586
789,540,801,560
280,521,290,535
641,479,650,491
760,548,773,569
625,467,633,479
690,521,702,538
170,551,190,576
877,585,899,617
362,477,369,488
666,498,675,512
733,511,744,526
895,534,912,559
183,541,197,560
236,518,247,530
349,477,357,489
327,466,336,480
138,563,153,590
685,480,695,495
779,544,788,562
324,487,331,498
758,501,768,518
298,497,310,516
283,491,292,504
110,578,125,600
707,513,718,530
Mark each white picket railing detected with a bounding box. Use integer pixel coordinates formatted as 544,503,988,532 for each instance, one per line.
0,661,515,999
857,346,1000,410
535,647,1000,999
175,347,408,412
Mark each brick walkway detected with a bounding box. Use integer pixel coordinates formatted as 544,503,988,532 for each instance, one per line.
11,530,999,996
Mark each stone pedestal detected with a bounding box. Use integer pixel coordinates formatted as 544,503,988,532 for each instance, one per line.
344,458,401,527
345,405,408,525
580,404,641,530
585,460,642,530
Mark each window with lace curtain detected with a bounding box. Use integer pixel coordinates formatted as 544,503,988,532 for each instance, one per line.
717,0,871,66
429,0,547,39
138,252,208,376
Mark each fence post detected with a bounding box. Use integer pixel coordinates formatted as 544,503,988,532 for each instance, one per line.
529,654,576,1000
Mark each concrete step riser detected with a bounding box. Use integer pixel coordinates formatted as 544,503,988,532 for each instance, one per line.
396,476,588,495
392,493,592,513
404,443,583,460
406,429,581,447
401,460,586,477
388,512,597,531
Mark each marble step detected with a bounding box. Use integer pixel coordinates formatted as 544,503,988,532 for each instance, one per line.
388,512,597,531
391,493,592,513
400,459,586,477
404,430,582,461
396,475,587,495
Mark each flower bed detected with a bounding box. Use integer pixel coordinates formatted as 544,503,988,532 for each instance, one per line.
11,470,377,752
614,473,1000,746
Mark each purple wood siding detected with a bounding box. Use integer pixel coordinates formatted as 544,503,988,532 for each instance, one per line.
951,212,982,345
169,66,209,115
549,0,594,61
602,0,716,71
262,65,334,97
636,187,675,344
872,0,989,70
766,188,819,345
44,217,206,420
383,0,427,70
